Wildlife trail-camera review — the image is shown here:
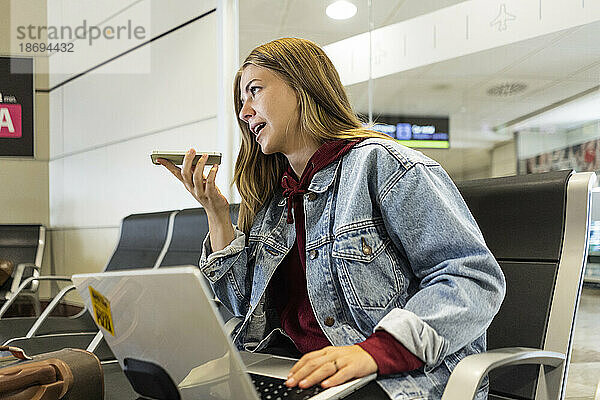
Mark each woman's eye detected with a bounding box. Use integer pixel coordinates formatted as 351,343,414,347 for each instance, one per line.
250,86,260,96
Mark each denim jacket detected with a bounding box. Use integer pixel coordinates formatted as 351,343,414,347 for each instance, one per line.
199,138,506,399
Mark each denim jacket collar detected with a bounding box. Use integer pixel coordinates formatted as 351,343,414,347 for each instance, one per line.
275,158,340,208
306,159,342,193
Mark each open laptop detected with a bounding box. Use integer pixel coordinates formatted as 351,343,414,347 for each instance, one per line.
72,266,376,400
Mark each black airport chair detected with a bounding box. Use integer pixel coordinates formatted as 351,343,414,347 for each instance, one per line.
159,203,240,268
159,204,240,325
442,170,595,400
0,211,178,345
0,224,46,315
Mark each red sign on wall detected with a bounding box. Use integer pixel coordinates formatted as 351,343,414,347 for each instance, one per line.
0,104,22,138
1,57,33,156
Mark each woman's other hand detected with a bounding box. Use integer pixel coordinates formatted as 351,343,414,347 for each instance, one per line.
158,148,229,215
285,345,378,389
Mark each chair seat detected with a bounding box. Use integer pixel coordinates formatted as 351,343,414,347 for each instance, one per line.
5,333,115,362
0,313,98,345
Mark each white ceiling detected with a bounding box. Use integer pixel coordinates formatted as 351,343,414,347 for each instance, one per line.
239,0,600,178
240,0,468,55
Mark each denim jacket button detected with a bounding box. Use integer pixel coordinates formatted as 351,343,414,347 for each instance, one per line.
208,271,216,278
309,250,318,259
307,192,317,201
361,238,372,255
324,317,335,327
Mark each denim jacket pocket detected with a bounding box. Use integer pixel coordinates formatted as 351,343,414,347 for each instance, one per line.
332,225,405,309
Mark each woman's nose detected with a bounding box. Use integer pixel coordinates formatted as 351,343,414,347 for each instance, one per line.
239,101,254,122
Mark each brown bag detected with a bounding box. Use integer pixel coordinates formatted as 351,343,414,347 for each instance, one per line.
0,259,14,287
0,346,104,400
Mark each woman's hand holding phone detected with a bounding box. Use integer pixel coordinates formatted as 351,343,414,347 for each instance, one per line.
157,149,235,252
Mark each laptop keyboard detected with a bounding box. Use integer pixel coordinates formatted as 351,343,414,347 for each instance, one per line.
249,373,325,400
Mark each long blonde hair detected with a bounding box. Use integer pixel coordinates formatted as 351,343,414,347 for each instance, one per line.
233,38,392,235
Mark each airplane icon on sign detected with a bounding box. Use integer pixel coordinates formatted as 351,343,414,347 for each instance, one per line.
490,4,516,31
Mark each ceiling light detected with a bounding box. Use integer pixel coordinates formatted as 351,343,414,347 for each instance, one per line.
326,1,357,20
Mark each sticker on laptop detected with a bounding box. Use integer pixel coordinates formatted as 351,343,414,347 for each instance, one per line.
89,286,115,336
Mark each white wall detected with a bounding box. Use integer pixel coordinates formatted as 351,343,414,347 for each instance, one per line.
491,140,517,177
48,0,220,275
422,147,492,182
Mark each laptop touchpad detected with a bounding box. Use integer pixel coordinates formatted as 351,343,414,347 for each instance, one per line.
239,351,273,367
244,356,297,379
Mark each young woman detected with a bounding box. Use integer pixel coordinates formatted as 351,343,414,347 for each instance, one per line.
159,38,505,399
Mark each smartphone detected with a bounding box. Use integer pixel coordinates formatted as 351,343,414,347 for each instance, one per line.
151,151,222,166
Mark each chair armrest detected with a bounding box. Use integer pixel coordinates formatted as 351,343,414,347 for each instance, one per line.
14,263,38,271
0,275,73,318
25,284,77,338
9,263,40,295
441,347,565,400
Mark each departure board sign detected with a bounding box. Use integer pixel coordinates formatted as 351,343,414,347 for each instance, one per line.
372,115,449,149
0,57,34,157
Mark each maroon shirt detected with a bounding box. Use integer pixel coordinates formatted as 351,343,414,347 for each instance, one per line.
269,138,424,375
